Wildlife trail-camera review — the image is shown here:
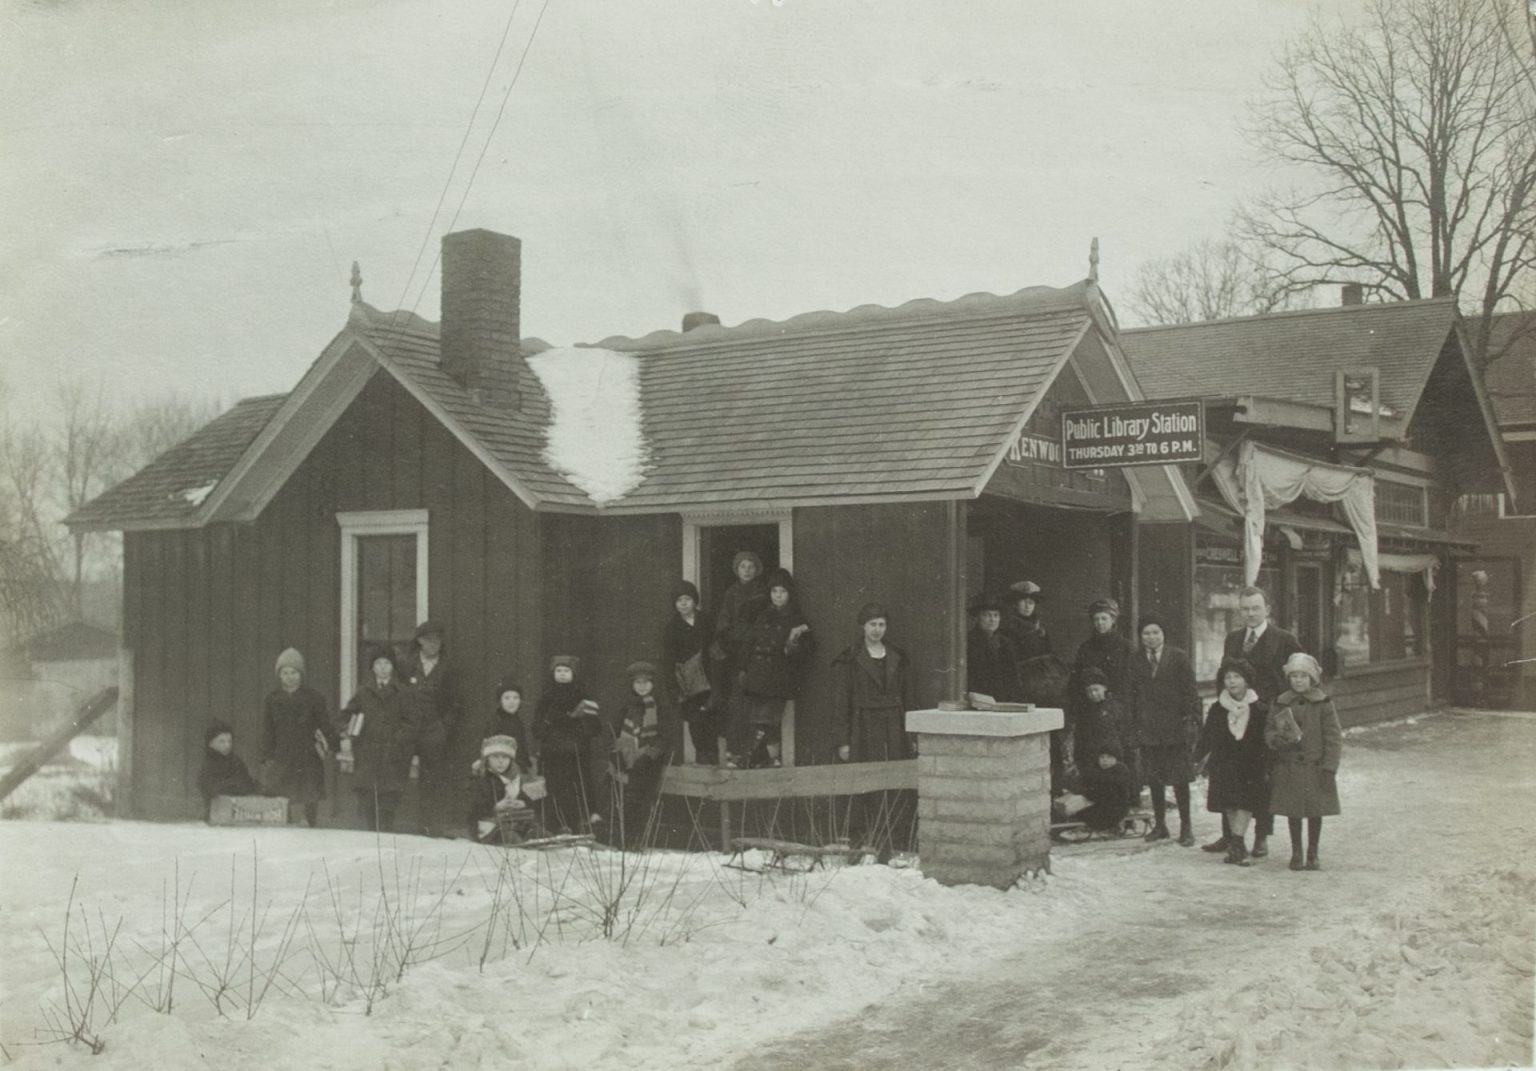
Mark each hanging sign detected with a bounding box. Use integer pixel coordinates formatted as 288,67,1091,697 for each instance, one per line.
1061,400,1204,469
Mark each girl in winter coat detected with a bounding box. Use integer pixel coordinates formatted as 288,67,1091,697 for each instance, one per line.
609,661,672,847
710,551,769,712
1194,658,1270,866
1069,667,1131,777
197,720,259,821
662,580,719,764
467,734,537,844
831,602,913,763
1129,613,1201,846
730,569,813,768
532,656,603,834
1266,652,1342,871
261,647,336,827
339,648,420,833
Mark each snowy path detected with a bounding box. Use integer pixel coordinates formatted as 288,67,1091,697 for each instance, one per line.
745,711,1536,1071
0,713,1531,1070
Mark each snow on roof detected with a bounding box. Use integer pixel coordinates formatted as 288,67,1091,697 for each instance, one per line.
526,346,649,506
177,480,218,507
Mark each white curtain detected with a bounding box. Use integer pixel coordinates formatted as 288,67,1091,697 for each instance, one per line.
1213,441,1379,588
1348,548,1438,596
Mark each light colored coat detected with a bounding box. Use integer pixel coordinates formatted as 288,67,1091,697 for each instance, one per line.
1265,688,1342,817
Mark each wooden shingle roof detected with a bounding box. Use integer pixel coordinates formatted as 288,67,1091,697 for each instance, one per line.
72,283,1105,524
600,286,1094,510
1485,311,1536,427
66,394,286,530
1120,298,1459,419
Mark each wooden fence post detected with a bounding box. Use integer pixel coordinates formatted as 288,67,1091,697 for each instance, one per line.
117,648,134,818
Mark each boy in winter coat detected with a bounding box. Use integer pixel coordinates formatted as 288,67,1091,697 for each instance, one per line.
1067,667,1130,781
261,647,336,828
1266,652,1342,872
609,661,672,848
197,720,260,822
662,580,718,764
532,656,603,834
478,678,533,776
467,735,537,844
338,648,420,834
730,569,812,768
405,621,465,838
1075,739,1138,833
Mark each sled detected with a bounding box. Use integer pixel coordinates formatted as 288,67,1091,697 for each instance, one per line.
504,831,597,851
1049,810,1155,844
725,836,851,872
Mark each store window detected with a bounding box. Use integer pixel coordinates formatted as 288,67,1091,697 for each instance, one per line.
1334,555,1429,667
1193,545,1278,682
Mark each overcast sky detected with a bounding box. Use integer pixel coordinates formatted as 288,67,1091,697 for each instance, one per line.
1,0,1358,415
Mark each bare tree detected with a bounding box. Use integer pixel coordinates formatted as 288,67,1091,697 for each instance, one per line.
52,381,120,617
0,380,66,642
1127,238,1308,326
120,392,220,473
1240,0,1536,366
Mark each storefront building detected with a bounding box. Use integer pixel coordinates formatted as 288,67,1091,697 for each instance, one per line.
1122,295,1514,725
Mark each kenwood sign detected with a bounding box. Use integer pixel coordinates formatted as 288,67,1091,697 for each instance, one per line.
1061,400,1204,469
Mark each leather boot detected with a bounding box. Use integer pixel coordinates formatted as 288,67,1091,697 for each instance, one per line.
1201,836,1229,853
1289,848,1305,871
1144,823,1171,842
1305,847,1321,871
1250,835,1269,858
1177,822,1195,847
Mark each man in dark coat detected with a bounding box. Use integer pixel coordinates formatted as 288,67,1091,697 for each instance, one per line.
1203,586,1303,857
966,594,1023,702
405,620,465,838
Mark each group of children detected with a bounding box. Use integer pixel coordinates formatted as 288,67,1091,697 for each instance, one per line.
1055,614,1342,872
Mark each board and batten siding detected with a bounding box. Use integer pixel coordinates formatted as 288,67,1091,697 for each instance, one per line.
121,371,542,819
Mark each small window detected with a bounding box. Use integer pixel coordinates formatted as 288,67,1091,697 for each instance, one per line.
1376,481,1428,527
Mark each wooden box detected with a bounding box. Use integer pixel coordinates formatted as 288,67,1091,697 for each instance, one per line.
209,795,288,826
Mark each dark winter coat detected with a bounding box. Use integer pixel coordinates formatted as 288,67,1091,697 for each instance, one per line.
480,708,533,774
197,749,259,804
1221,624,1304,705
466,768,531,843
967,627,1023,702
740,603,813,699
1127,645,1200,747
405,651,465,758
1078,760,1138,831
1195,694,1270,814
1069,630,1135,729
1266,688,1342,817
261,685,335,804
532,682,601,757
831,640,913,762
1071,696,1129,767
663,607,715,704
614,692,670,766
341,679,421,793
713,578,768,670
1003,612,1053,662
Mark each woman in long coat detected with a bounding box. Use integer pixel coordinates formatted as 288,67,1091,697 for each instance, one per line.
1266,652,1342,871
1194,657,1269,865
1128,613,1201,846
831,602,913,763
339,648,420,833
261,647,336,827
732,569,813,768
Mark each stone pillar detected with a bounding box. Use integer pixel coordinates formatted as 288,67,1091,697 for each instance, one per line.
904,708,1063,888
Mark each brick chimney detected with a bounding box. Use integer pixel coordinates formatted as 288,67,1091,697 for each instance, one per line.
441,229,521,408
1340,282,1363,306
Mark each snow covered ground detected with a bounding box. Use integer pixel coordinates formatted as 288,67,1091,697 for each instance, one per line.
1,712,1532,1070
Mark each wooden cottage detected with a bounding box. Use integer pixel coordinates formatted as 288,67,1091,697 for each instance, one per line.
1121,294,1514,725
70,228,1197,823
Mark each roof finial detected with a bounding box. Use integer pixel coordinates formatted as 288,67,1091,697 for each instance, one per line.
1088,237,1100,283
350,261,363,304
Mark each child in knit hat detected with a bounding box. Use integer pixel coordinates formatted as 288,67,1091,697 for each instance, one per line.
260,647,336,827
197,719,259,823
609,660,672,847
467,735,537,844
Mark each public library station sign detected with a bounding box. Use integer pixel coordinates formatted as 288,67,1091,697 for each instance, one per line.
1061,400,1204,468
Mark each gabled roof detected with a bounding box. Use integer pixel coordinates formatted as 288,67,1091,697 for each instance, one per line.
73,279,1189,524
1485,311,1536,427
65,394,286,530
597,285,1095,510
1120,298,1459,423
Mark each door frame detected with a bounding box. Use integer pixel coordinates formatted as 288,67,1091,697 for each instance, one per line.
337,509,430,701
